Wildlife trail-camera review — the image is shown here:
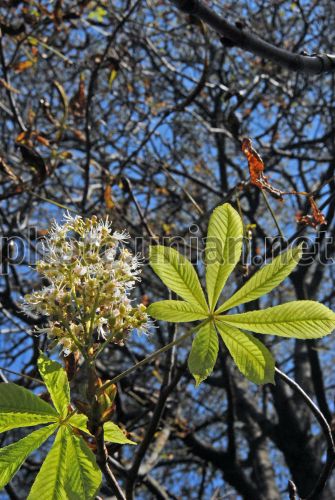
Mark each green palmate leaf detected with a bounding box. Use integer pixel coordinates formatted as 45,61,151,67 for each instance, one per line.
205,204,243,311
104,421,136,445
28,426,68,500
188,321,218,386
149,245,208,311
0,383,58,433
147,300,208,322
220,301,335,339
216,321,275,384
0,423,58,489
68,413,136,445
68,413,89,433
216,245,303,313
38,353,70,418
63,427,102,499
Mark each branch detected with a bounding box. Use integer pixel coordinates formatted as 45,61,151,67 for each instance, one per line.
95,424,126,500
275,368,335,499
169,0,335,74
181,432,260,499
0,29,26,131
125,335,183,499
81,0,141,210
288,480,299,500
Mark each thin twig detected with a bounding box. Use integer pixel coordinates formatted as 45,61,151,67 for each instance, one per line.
99,329,195,394
261,190,285,239
275,368,334,450
81,0,141,210
0,366,45,385
125,355,184,499
0,29,26,131
121,177,157,239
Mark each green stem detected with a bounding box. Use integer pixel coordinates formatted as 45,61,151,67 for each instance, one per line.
98,327,198,394
235,193,246,237
93,332,115,359
28,36,73,65
88,289,101,341
26,190,78,213
69,274,88,338
63,321,88,361
0,366,45,385
62,407,78,424
261,190,285,239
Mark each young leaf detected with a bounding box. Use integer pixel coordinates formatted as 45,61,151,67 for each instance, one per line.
216,321,275,384
149,245,208,310
0,423,58,489
147,300,208,322
188,321,218,386
63,427,102,499
220,301,335,339
38,353,70,418
0,383,58,433
104,421,136,445
68,413,136,445
205,204,243,311
28,426,68,500
216,245,302,313
68,413,89,434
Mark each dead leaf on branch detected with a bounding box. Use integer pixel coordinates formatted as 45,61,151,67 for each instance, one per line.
12,60,34,73
104,183,115,210
69,74,86,118
241,137,284,201
241,137,327,229
296,196,327,228
16,130,50,149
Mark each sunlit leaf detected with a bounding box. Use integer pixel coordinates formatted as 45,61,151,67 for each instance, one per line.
108,69,118,87
150,245,208,310
205,203,243,310
216,321,275,384
220,301,335,339
38,353,70,418
88,7,107,23
68,413,136,444
63,427,102,499
28,426,68,500
216,245,302,313
148,300,208,322
0,424,58,489
0,383,58,433
68,413,89,434
104,422,136,445
188,321,218,386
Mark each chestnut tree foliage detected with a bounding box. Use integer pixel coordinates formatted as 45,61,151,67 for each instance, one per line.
1,0,335,498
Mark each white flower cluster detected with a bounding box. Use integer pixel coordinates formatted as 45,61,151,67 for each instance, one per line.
24,213,149,356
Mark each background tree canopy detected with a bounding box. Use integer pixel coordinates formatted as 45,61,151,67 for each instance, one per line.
1,0,335,498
